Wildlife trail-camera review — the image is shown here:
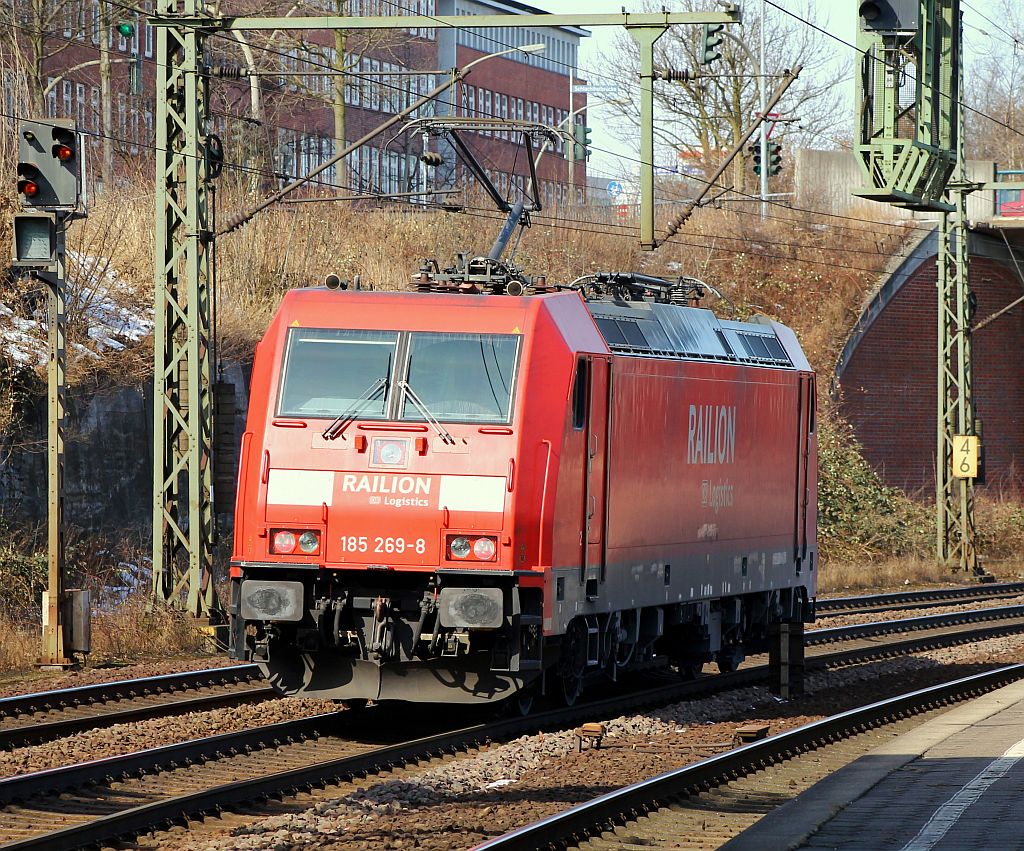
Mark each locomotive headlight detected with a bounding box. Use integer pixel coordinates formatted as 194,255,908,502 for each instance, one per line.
379,442,404,464
298,531,320,554
473,537,496,561
272,530,297,554
449,536,471,559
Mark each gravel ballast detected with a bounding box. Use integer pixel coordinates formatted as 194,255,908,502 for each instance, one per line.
179,631,1024,851
0,697,338,777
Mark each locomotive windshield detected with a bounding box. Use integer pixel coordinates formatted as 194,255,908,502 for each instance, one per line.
277,328,519,423
402,332,519,424
277,328,398,417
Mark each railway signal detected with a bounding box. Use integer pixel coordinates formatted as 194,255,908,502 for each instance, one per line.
16,119,80,210
700,23,724,65
11,212,57,269
11,119,86,668
17,162,41,203
748,141,783,177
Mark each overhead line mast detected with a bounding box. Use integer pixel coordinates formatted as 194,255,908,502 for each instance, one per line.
147,7,741,618
850,0,1024,574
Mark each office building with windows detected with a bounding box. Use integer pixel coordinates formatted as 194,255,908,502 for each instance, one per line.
3,0,588,203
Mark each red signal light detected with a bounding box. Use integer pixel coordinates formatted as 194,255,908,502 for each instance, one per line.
55,144,73,161
19,179,39,198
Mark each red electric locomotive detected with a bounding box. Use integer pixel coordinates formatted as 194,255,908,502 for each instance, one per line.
229,269,817,707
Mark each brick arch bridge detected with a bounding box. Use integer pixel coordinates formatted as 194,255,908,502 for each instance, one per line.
835,226,1024,495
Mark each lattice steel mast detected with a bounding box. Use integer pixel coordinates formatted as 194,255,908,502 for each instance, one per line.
853,0,981,573
935,50,978,572
151,0,218,617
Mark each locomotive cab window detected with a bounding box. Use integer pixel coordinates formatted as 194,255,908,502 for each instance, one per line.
572,357,588,430
401,332,520,424
277,328,398,418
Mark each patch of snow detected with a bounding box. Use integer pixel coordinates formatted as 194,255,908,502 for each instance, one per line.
2,252,153,367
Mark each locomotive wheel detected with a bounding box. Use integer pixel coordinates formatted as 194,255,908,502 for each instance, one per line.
716,649,741,674
511,687,536,717
553,619,588,707
560,672,583,707
677,662,703,680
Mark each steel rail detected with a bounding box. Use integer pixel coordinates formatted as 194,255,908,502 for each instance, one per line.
0,664,260,718
0,664,265,750
0,710,341,806
805,604,1024,645
817,582,1024,615
0,608,1014,754
474,664,1024,850
0,685,272,750
2,610,1023,851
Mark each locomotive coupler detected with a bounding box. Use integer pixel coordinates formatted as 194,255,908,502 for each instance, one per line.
369,596,395,660
252,624,278,663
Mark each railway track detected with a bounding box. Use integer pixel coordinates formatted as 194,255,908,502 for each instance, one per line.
817,581,1024,618
1,606,1023,851
475,663,1024,850
0,665,268,749
2,588,1013,754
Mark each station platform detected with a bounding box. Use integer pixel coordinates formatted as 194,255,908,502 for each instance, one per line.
725,677,1024,851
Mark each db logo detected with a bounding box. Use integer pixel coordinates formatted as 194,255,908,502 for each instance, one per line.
700,480,710,507
369,496,382,505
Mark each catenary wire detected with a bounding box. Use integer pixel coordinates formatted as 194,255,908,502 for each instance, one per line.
450,204,890,275
454,199,923,263
2,81,907,275
56,0,1018,241
961,1,1024,51
4,90,935,266
8,4,957,254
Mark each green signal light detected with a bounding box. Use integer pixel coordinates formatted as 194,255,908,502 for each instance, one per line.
117,22,135,37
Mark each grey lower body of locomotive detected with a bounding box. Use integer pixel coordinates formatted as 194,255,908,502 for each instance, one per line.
233,546,815,704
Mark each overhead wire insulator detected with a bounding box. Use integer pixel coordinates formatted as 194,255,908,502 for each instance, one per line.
212,65,246,79
655,68,700,83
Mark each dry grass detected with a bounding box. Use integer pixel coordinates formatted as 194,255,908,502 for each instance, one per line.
88,598,212,662
0,177,908,381
0,525,211,673
0,596,211,673
818,555,1024,595
0,619,36,671
818,557,966,595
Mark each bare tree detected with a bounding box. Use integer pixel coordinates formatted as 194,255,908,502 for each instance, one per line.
0,0,88,114
599,0,848,194
964,1,1023,166
273,3,424,188
202,1,422,193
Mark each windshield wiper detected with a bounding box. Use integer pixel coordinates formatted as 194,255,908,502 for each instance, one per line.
399,380,456,445
322,377,388,440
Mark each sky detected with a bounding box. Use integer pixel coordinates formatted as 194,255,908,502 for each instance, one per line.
528,0,1015,192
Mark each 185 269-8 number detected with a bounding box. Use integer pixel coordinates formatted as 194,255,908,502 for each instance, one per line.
340,536,427,555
